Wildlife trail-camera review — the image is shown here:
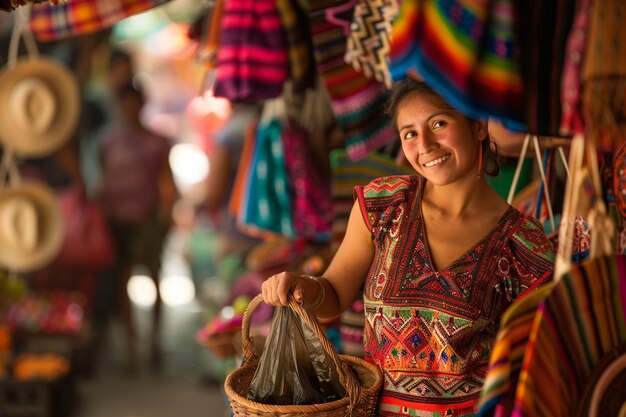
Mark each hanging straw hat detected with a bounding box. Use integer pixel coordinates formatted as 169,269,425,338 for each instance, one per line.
0,181,63,272
0,57,80,157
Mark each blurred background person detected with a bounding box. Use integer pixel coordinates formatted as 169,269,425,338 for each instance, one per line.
96,82,177,371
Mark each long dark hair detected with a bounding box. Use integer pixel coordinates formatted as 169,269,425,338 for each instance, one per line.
385,78,500,177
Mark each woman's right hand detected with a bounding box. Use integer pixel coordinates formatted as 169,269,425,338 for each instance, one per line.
261,272,308,307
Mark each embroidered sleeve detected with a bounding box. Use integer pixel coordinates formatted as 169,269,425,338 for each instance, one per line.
495,216,556,306
353,176,412,240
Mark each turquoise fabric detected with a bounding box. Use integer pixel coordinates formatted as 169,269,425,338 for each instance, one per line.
243,119,295,238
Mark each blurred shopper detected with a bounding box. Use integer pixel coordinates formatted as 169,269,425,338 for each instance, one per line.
97,82,177,370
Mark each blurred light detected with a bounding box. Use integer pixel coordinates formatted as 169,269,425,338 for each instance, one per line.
144,23,196,58
220,306,235,320
159,275,195,306
127,275,157,307
169,143,209,185
113,9,170,40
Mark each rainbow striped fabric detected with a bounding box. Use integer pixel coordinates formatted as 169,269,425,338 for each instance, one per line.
477,284,554,417
511,255,626,417
29,0,169,41
481,255,626,416
389,0,526,131
214,0,289,101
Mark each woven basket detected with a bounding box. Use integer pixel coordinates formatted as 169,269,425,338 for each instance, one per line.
224,294,383,417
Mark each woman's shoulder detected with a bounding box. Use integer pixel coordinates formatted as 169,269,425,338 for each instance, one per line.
358,175,421,198
507,209,556,264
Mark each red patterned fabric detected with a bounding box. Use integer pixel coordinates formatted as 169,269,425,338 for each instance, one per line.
354,176,555,416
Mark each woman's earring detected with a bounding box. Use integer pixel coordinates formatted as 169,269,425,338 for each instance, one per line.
477,142,484,178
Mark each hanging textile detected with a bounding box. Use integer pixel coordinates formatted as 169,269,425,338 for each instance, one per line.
241,103,295,238
481,136,626,417
558,0,593,137
2,0,62,12
512,254,626,417
513,0,576,136
307,0,396,161
477,284,554,417
581,0,626,150
274,0,317,94
281,122,333,242
388,0,526,131
214,0,289,101
388,0,421,82
29,0,170,41
344,0,398,88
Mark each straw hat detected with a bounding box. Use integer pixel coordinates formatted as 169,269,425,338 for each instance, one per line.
0,57,80,157
0,181,63,272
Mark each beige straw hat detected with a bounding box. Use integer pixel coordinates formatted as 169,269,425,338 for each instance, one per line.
0,57,80,157
0,181,63,272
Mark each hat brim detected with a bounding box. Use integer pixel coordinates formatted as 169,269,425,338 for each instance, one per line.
0,57,80,157
0,182,63,272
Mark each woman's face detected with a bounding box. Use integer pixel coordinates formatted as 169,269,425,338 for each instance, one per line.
396,91,487,186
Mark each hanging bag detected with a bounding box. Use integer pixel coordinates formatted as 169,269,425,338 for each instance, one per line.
511,135,626,417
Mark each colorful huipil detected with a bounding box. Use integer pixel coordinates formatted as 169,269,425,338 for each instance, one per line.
354,176,555,416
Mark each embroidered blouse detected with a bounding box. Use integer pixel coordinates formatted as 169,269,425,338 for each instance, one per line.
354,176,555,417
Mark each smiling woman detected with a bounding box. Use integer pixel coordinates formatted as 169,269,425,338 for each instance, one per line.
261,78,556,416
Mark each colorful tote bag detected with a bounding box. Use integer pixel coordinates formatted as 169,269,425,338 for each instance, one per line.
242,113,295,238
511,255,626,417
308,0,396,161
29,0,170,41
214,0,289,101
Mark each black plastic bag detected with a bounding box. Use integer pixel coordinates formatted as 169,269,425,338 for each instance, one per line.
247,306,346,405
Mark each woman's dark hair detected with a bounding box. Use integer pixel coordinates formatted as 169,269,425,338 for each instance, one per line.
385,77,500,177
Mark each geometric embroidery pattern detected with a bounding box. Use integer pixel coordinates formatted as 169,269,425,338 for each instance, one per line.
355,176,555,415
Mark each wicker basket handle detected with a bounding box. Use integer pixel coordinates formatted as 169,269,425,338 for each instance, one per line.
241,294,362,409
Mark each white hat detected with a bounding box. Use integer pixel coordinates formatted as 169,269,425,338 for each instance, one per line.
0,57,80,157
0,181,63,272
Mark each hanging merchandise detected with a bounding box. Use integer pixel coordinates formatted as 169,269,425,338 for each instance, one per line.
308,0,396,161
281,122,333,242
513,0,576,137
0,58,79,157
274,0,316,94
241,100,295,238
0,153,63,273
344,0,398,89
389,0,527,132
213,0,289,101
28,0,170,41
558,0,592,137
0,11,79,158
0,0,63,12
581,0,626,150
480,136,626,417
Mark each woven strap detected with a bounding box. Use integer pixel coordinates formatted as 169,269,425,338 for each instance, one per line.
555,135,615,279
242,294,362,411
